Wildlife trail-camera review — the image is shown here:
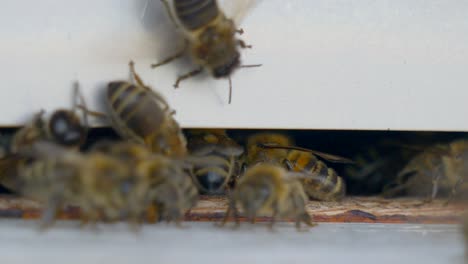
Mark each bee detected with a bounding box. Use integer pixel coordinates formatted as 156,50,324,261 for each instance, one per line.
89,141,199,224
187,129,243,194
15,142,133,227
0,86,88,192
104,61,187,157
344,144,413,195
245,133,352,201
11,85,88,153
222,163,316,230
134,154,199,223
151,0,261,103
383,139,468,201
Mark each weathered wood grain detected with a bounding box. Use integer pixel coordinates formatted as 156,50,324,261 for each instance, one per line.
0,195,466,224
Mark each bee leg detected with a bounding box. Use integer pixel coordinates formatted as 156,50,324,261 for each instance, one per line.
129,60,148,88
173,67,204,88
302,213,317,228
381,182,410,198
424,171,442,203
235,28,244,35
129,218,142,233
175,219,190,229
219,197,234,227
159,0,179,28
445,178,464,205
71,81,89,129
218,206,231,227
282,159,294,170
146,204,159,223
249,215,257,224
76,106,108,120
291,193,316,231
233,204,241,228
151,41,188,68
39,197,61,230
237,40,252,49
268,204,278,231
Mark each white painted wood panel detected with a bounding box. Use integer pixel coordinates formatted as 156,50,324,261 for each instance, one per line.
0,0,467,130
0,221,464,264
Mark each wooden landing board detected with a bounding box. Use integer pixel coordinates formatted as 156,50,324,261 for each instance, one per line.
0,196,466,224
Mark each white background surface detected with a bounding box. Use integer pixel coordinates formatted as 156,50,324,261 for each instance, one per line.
1,0,468,130
0,221,464,264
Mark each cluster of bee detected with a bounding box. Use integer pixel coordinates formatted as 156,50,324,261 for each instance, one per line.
1,0,467,233
0,62,201,228
0,0,263,229
0,57,354,231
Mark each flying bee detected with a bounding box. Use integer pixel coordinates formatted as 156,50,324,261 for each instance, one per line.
383,139,468,201
151,0,262,103
11,85,88,153
101,61,187,157
187,129,243,194
221,163,316,230
245,133,352,201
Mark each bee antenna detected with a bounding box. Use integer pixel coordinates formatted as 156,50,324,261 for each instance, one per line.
228,77,232,104
240,64,262,68
140,0,150,20
72,81,90,139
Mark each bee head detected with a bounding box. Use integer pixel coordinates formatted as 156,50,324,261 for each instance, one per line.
49,110,86,147
197,171,226,194
212,52,240,78
238,184,271,218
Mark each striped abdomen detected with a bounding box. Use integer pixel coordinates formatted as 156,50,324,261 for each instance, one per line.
192,152,234,194
107,82,165,146
174,0,219,30
286,151,345,201
18,159,79,203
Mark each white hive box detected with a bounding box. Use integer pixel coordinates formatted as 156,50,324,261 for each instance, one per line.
0,0,467,130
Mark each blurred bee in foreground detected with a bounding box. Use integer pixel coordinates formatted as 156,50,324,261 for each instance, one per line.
0,86,88,191
16,142,132,227
151,0,262,103
383,139,468,201
16,141,200,228
93,61,187,157
221,163,316,230
134,154,199,223
187,129,243,194
90,141,199,223
246,133,352,201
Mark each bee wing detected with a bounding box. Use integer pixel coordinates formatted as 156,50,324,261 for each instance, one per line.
216,137,244,156
221,0,263,25
187,137,217,156
283,171,315,182
382,140,452,155
260,144,354,164
183,155,232,168
21,141,83,162
308,150,355,164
